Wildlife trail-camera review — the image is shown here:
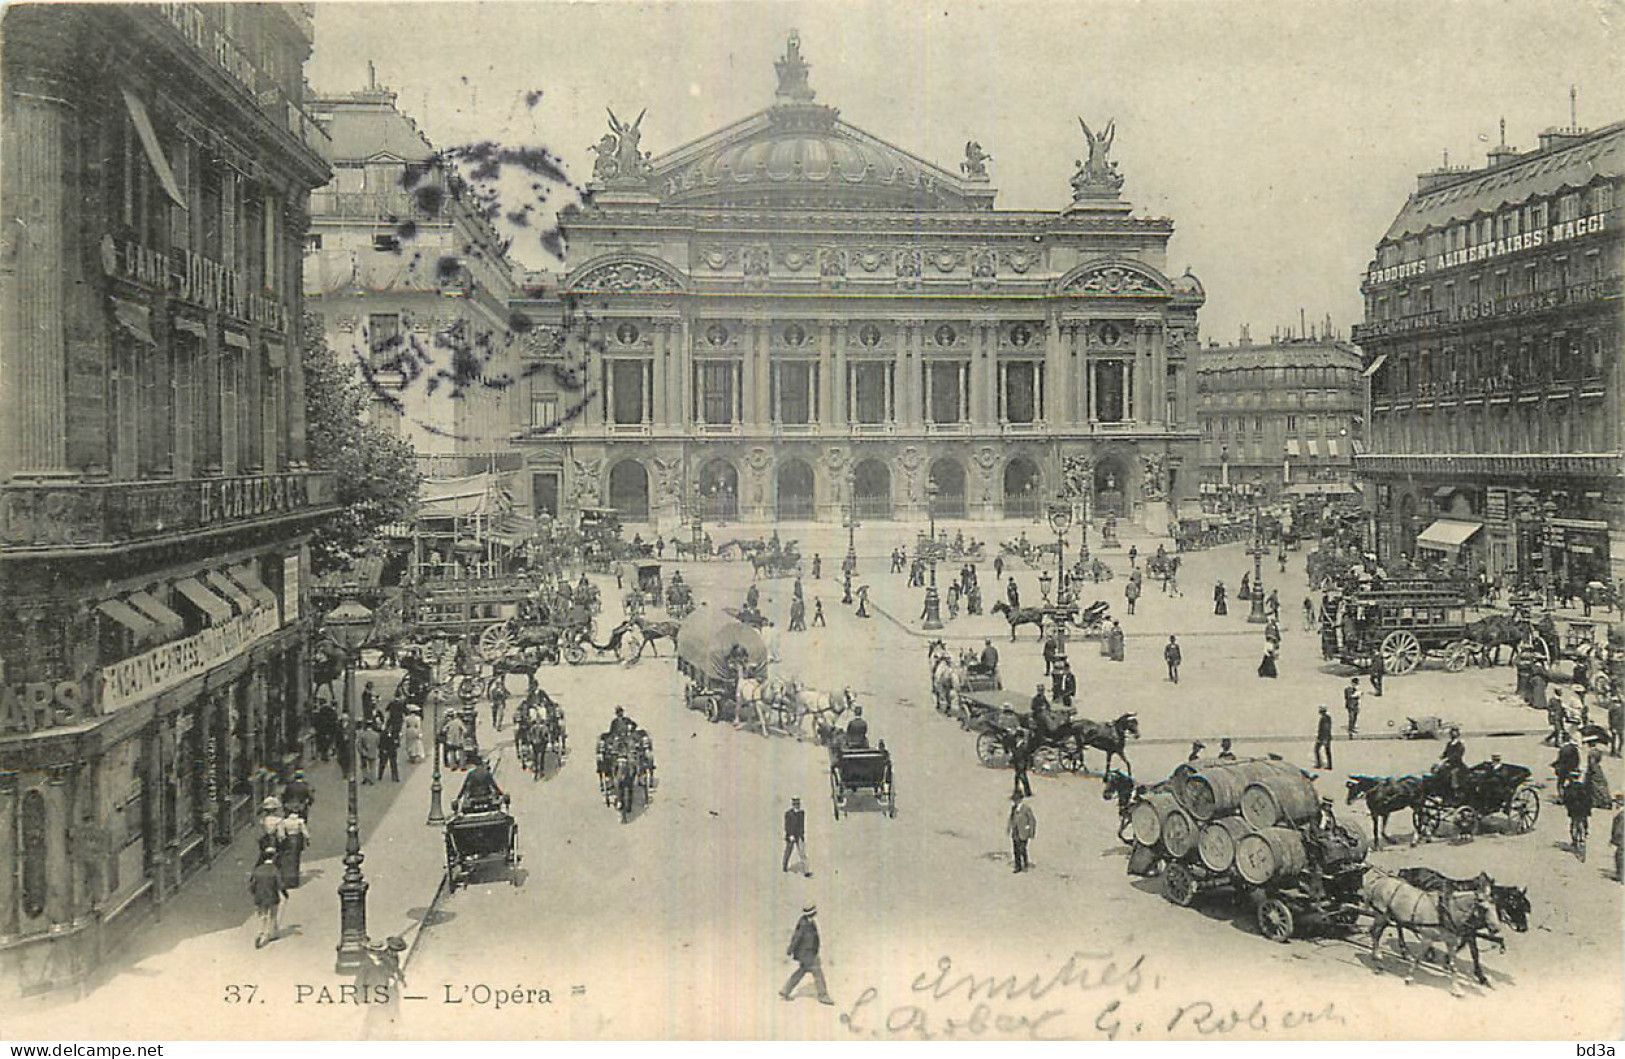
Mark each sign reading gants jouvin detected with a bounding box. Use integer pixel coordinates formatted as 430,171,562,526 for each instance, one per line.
101,235,287,331
99,606,280,714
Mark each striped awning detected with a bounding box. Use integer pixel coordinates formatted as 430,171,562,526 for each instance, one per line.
228,564,282,615
97,599,159,645
174,577,233,625
205,570,256,615
127,591,185,641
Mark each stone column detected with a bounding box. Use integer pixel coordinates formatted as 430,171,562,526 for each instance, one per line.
833,323,849,427
1045,315,1066,428
1,46,77,477
818,323,834,426
44,767,72,924
652,324,667,428
676,318,692,426
0,771,17,934
900,323,920,428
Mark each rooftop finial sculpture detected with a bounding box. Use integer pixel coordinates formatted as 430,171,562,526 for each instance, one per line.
775,30,816,102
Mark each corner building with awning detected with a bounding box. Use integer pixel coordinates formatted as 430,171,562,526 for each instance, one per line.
512,32,1205,535
1354,116,1624,584
0,5,336,995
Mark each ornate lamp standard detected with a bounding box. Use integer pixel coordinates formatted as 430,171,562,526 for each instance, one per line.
922,477,943,630
324,596,374,972
1541,497,1558,608
1247,492,1268,625
1048,500,1073,604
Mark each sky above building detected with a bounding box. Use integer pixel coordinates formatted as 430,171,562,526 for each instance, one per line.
307,0,1624,345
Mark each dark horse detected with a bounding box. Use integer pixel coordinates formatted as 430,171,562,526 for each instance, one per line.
1346,774,1428,847
991,601,1049,642
631,618,680,659
1069,712,1141,777
1398,867,1531,988
1464,614,1527,665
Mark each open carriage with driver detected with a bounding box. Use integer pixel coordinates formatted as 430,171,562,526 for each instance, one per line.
829,741,896,819
514,693,567,776
444,768,520,892
1419,760,1542,839
963,691,1140,776
596,719,656,821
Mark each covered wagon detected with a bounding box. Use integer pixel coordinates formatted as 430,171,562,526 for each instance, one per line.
676,607,768,722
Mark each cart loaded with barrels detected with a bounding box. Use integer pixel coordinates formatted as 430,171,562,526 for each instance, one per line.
1126,758,1371,943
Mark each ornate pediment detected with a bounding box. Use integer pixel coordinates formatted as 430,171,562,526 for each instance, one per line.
1054,259,1171,297
566,255,686,294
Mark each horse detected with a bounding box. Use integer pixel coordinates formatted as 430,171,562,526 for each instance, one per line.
1398,867,1530,987
1362,868,1502,996
930,654,964,715
673,538,709,562
991,601,1049,642
1345,774,1427,847
1069,713,1141,776
1464,614,1526,665
613,753,638,822
792,684,854,743
631,619,680,659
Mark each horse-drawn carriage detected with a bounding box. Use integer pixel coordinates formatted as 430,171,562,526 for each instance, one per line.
962,691,1140,776
750,542,802,579
1346,760,1541,845
596,727,656,821
1319,581,1475,676
677,608,769,723
444,794,520,892
515,696,567,776
631,560,663,607
664,576,695,619
829,742,896,819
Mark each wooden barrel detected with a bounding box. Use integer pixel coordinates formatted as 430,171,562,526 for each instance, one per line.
1238,772,1319,829
1129,792,1177,847
1234,827,1309,885
1177,760,1303,820
1161,803,1198,859
1196,817,1256,874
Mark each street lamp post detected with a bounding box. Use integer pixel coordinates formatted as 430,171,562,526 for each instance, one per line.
1048,501,1073,606
922,478,943,630
324,597,375,973
1541,497,1558,608
1247,499,1268,625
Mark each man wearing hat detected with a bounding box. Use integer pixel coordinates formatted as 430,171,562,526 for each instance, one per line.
1218,738,1238,762
1343,678,1362,739
1164,635,1182,684
1008,791,1037,873
361,936,409,1034
248,848,286,949
281,770,314,821
1051,659,1076,709
1187,740,1205,763
1314,705,1334,770
783,797,809,876
780,905,833,1004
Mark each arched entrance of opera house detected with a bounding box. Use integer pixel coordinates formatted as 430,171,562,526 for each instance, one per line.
929,458,967,520
1003,457,1042,519
699,458,740,521
776,459,815,520
852,459,892,520
1094,455,1130,519
608,460,650,520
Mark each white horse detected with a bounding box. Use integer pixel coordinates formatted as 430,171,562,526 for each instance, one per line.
793,685,855,743
734,673,798,737
1362,868,1502,997
930,655,963,716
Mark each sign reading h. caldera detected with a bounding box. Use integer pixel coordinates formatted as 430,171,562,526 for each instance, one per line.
1364,210,1612,288
102,235,287,331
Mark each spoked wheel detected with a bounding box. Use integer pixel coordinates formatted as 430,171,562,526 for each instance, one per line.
563,642,586,665
1444,641,1473,673
1163,861,1199,907
1508,785,1540,833
829,771,842,820
1381,630,1422,675
479,622,513,661
886,774,898,819
1257,897,1295,943
1454,806,1480,838
976,732,1010,768
1526,631,1553,665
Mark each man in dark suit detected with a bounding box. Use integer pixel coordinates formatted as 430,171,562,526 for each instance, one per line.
1314,705,1334,769
780,906,833,1004
782,797,808,875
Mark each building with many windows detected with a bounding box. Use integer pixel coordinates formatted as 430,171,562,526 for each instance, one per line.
304,74,522,457
511,33,1205,531
1195,329,1365,502
0,4,333,994
1354,119,1623,583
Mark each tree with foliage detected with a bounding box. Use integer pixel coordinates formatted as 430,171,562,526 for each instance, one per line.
303,313,421,575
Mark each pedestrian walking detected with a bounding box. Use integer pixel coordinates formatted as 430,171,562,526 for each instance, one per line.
1344,678,1361,738
281,770,314,821
257,796,285,856
994,554,1005,583
812,598,826,627
357,722,380,784
812,554,822,580
275,809,309,889
314,698,339,761
378,721,401,782
1218,737,1238,762
1011,731,1034,798
404,708,426,763
1257,646,1279,679
1265,619,1281,653
1051,660,1077,708
1107,620,1125,663
1368,652,1384,697
788,596,807,632
1314,705,1334,769
361,682,379,728
1612,808,1624,883
1164,635,1182,683
1548,687,1568,747
1008,791,1037,873
1007,577,1020,610
1609,695,1623,757
249,849,286,949
1125,577,1140,616
1553,734,1582,788
780,905,833,1004
442,711,466,770
1302,597,1315,632
359,936,408,1038
782,797,810,875
1213,581,1228,616
1128,544,1138,569
1267,589,1280,620
1563,770,1593,862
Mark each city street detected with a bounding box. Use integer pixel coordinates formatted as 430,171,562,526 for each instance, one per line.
13,523,1615,1041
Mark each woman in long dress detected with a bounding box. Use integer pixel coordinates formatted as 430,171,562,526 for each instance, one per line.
1213,582,1228,616
275,810,310,889
1257,646,1279,678
403,708,426,764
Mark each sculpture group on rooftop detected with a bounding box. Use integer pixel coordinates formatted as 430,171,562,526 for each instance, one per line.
1071,116,1124,199
590,107,654,184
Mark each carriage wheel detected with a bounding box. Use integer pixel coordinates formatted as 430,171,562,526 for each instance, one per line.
1444,641,1473,674
479,623,513,661
1059,741,1086,774
1257,897,1295,943
1381,630,1422,675
1527,631,1552,665
1454,806,1480,838
975,732,1010,768
829,770,842,820
1508,785,1540,833
886,774,898,818
1162,861,1199,907
563,643,586,666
